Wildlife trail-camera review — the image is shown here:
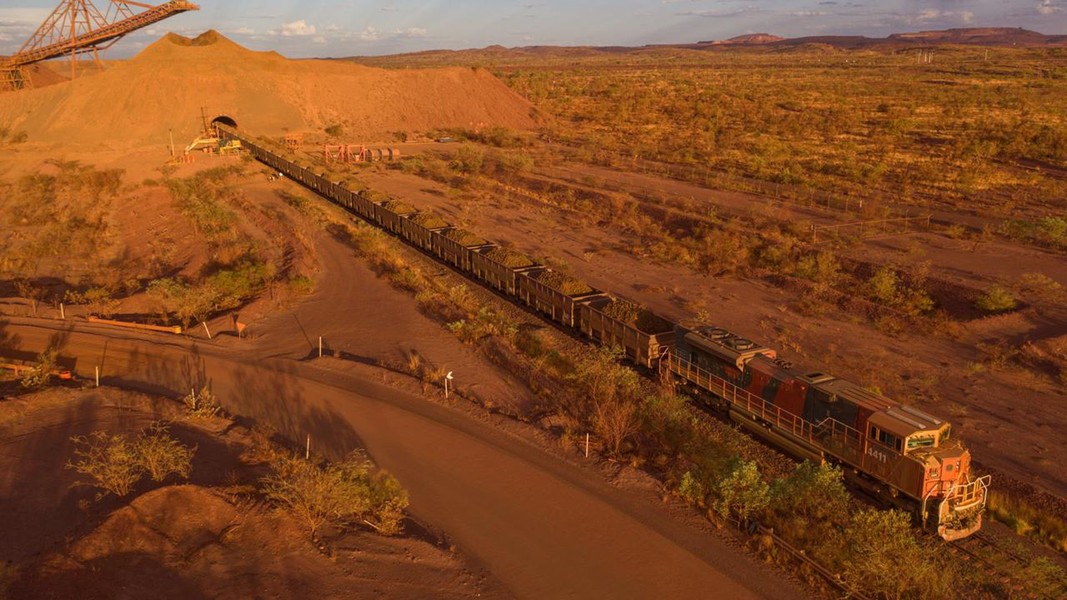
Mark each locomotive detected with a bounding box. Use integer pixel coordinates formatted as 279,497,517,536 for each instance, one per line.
218,125,989,540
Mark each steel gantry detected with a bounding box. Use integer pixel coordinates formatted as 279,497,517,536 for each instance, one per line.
1,1,199,90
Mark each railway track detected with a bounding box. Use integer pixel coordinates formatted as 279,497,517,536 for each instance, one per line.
219,124,990,545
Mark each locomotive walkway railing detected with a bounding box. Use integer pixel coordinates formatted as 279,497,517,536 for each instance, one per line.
662,353,871,461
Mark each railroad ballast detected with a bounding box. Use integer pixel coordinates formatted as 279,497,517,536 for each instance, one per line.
219,125,990,541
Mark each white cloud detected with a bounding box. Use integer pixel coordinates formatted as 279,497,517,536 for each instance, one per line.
230,27,256,36
279,20,316,37
395,27,428,39
357,26,380,41
1037,1,1063,15
914,8,974,24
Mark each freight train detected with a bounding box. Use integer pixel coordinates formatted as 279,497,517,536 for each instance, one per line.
218,124,990,541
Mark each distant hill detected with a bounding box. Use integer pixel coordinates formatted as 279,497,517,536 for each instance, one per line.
703,33,784,46
347,27,1067,67
707,27,1067,49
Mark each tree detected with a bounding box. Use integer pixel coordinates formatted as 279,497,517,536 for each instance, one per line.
567,346,642,456
715,459,770,524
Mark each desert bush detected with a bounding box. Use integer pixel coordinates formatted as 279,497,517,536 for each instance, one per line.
13,279,46,317
68,425,196,499
451,144,485,175
987,489,1067,553
975,285,1018,313
289,275,316,295
567,346,642,456
67,431,143,498
261,452,409,537
1017,272,1064,303
166,169,239,240
148,278,212,328
324,124,344,137
714,459,770,523
64,286,118,317
135,422,196,482
825,508,948,599
19,348,57,390
676,470,707,507
771,461,848,523
182,386,222,419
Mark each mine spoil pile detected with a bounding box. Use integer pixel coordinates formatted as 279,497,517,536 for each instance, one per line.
534,269,593,296
0,29,536,145
484,247,533,268
443,228,489,247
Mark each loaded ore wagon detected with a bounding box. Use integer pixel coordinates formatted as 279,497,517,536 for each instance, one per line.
516,267,605,327
578,297,675,368
472,246,538,295
435,228,492,271
401,212,450,251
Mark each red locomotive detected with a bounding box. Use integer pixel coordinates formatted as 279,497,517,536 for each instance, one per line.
671,325,989,540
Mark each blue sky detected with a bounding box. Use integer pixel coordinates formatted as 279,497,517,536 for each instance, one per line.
1,1,1065,58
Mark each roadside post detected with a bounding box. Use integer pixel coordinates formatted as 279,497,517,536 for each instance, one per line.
445,371,453,399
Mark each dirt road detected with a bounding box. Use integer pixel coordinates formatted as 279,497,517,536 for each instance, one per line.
0,317,806,600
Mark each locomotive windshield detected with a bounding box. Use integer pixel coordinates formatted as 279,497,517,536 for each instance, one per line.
906,435,936,450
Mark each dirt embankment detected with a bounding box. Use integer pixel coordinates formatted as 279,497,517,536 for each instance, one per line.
0,387,507,599
0,30,538,148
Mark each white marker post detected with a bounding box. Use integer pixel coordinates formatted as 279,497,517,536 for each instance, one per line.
95,366,100,388
60,303,65,320
202,321,212,340
585,433,590,458
318,336,323,358
445,371,454,399
306,434,311,460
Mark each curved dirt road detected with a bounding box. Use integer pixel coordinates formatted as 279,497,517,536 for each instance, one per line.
1,317,806,600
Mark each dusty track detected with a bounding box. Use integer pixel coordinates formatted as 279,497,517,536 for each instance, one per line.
0,210,808,599
0,318,805,599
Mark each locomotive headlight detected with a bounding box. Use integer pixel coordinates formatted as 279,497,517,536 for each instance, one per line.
928,468,940,479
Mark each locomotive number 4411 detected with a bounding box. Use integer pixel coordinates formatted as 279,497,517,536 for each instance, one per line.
866,446,889,463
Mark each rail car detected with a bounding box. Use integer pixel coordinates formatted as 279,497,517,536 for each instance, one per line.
219,125,990,540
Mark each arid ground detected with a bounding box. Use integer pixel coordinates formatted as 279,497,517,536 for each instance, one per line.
2,29,1066,599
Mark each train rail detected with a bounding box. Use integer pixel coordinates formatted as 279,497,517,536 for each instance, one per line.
216,123,989,541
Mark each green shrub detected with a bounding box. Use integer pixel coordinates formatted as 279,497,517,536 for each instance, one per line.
714,459,770,523
975,285,1018,313
135,422,196,482
67,432,143,498
67,425,196,499
261,453,409,537
19,348,57,390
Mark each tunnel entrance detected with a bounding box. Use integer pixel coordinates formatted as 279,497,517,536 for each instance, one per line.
210,115,237,130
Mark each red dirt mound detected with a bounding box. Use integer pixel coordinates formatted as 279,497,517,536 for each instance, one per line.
0,30,538,146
